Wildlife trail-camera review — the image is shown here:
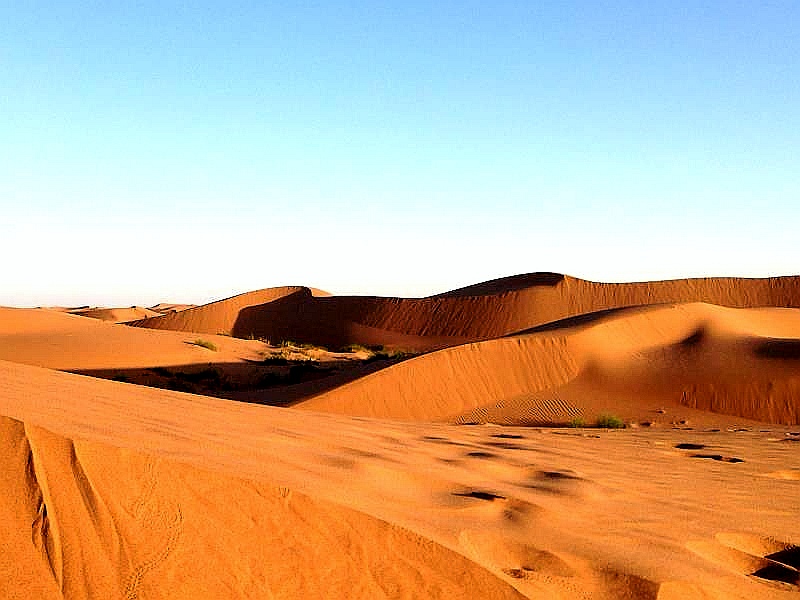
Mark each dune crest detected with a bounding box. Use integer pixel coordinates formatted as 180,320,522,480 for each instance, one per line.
300,303,800,425
128,274,800,351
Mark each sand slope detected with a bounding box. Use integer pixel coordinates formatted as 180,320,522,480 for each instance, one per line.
128,274,800,351
68,306,163,323
128,286,330,338
300,303,800,425
1,359,799,599
0,307,267,371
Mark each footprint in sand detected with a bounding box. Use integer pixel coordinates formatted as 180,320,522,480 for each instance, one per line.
688,532,800,590
690,453,744,463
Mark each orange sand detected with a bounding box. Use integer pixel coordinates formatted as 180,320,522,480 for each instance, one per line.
2,273,800,599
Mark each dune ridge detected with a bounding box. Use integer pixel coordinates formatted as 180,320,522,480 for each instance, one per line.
128,274,800,351
300,303,800,425
128,286,330,338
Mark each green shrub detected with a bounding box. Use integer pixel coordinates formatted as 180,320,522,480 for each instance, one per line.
596,414,626,429
192,339,218,351
568,416,586,428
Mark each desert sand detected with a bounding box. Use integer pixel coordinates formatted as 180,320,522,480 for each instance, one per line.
2,273,800,599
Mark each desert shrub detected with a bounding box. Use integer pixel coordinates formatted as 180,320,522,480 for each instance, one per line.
192,339,218,351
364,349,415,363
341,343,370,353
596,414,626,429
568,416,586,428
261,354,289,365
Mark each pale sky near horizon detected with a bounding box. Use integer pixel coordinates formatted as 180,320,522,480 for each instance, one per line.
2,2,798,306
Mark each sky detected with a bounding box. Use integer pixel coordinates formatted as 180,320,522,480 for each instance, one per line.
2,1,798,306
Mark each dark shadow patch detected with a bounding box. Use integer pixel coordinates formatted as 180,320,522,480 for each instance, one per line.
466,451,496,459
751,563,799,586
491,433,525,439
675,443,706,450
691,454,744,463
538,470,580,480
755,339,800,360
453,490,506,501
680,328,706,347
767,546,800,570
421,436,469,447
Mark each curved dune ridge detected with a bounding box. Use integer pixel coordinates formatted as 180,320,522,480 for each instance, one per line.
128,286,331,338
69,306,163,323
300,303,800,425
128,274,800,351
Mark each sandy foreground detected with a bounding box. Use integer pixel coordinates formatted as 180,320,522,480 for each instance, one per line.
2,274,800,599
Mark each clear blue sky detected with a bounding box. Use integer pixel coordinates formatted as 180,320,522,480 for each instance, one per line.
2,1,798,306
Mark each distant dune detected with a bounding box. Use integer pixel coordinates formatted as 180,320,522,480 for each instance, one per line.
0,307,267,371
300,303,800,425
69,306,163,322
128,274,800,351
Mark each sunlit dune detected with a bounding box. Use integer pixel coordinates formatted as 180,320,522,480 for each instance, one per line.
2,273,800,599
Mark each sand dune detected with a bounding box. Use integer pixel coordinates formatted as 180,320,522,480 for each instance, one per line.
1,359,798,599
148,303,195,314
4,272,800,599
0,307,267,371
69,306,163,322
128,274,800,351
129,286,331,339
300,303,800,425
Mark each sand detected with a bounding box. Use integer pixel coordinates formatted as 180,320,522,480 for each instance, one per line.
300,303,800,425
2,273,800,599
129,274,800,351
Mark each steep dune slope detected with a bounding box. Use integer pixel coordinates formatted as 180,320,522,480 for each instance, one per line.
127,286,331,337
300,304,800,425
128,274,800,351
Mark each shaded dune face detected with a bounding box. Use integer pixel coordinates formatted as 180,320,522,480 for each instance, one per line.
128,274,800,352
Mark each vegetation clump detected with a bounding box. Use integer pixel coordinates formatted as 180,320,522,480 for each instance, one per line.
192,339,218,351
596,414,626,429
